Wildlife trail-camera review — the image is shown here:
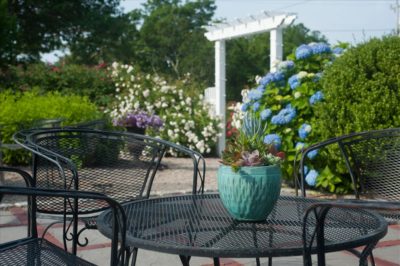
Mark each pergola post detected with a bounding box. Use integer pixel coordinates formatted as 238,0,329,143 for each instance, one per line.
215,40,226,155
205,12,297,154
270,28,283,72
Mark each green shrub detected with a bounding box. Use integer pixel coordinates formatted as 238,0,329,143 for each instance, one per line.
316,36,400,135
0,89,103,164
314,36,400,192
0,63,115,108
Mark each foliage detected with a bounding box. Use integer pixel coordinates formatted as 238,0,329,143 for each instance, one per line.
225,23,327,101
221,114,284,172
312,36,400,192
108,62,221,155
0,89,102,165
137,0,215,85
0,0,123,66
0,63,115,108
316,36,400,137
66,11,141,65
234,42,349,193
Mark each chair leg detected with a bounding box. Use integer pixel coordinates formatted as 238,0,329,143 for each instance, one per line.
268,256,272,266
125,247,138,266
179,255,191,266
213,257,220,266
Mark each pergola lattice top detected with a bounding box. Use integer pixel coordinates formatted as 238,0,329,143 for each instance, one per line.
205,11,296,41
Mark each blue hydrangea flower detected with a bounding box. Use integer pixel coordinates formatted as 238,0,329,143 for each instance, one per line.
295,142,305,150
241,102,249,112
305,169,318,186
263,134,282,150
252,102,260,111
310,43,331,55
271,105,296,125
298,123,312,139
332,47,344,55
307,149,318,160
278,60,295,71
259,73,274,86
313,72,323,82
309,91,324,105
273,71,285,82
248,89,263,101
260,109,272,120
304,165,309,175
256,85,265,93
295,44,313,60
259,71,285,87
288,74,301,89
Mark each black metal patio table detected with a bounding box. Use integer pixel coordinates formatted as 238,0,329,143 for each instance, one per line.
97,193,388,265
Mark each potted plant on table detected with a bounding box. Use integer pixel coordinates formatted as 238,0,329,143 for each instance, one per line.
218,114,285,221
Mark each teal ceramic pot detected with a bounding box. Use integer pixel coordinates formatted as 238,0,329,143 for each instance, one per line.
217,165,282,221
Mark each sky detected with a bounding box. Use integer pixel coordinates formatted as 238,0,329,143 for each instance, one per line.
120,0,398,45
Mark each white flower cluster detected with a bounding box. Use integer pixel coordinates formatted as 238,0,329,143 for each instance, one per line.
229,102,245,129
107,62,221,155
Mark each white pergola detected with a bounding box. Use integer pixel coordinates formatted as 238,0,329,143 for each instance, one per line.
204,11,297,154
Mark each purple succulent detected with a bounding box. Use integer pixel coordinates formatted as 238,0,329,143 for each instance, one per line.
241,150,263,166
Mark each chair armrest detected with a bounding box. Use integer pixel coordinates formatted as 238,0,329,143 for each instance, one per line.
0,186,126,266
302,199,399,266
0,166,34,187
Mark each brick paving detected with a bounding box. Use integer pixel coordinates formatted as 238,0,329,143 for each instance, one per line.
1,158,399,265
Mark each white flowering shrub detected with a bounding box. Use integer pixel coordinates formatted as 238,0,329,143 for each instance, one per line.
108,62,221,155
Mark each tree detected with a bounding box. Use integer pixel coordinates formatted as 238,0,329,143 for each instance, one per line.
66,11,141,65
137,0,216,85
226,23,327,101
0,0,123,66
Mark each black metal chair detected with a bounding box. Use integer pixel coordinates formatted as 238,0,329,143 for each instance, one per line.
0,166,126,266
297,128,400,265
302,200,400,266
13,128,206,263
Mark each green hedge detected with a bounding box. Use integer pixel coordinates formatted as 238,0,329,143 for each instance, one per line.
312,36,400,193
316,36,400,136
0,63,115,107
0,89,103,165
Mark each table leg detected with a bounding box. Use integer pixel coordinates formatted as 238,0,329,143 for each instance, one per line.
359,241,378,266
213,258,220,266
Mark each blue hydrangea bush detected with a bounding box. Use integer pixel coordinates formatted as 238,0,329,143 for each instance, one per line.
237,42,344,188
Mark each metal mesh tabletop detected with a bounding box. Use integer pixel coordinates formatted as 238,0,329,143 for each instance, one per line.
97,194,387,258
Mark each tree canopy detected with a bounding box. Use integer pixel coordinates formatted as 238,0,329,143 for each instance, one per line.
0,0,327,101
0,0,124,66
137,0,215,83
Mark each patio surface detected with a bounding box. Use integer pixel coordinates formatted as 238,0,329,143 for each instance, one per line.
1,157,399,265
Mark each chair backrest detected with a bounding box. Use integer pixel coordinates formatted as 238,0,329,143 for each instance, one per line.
15,128,205,215
72,119,107,130
298,128,400,223
339,128,400,201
